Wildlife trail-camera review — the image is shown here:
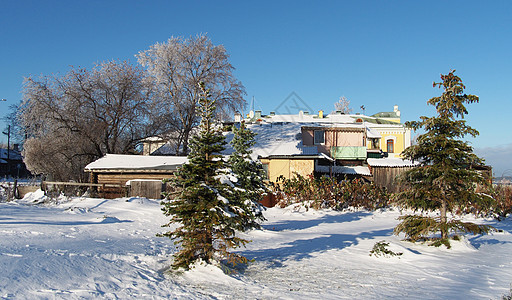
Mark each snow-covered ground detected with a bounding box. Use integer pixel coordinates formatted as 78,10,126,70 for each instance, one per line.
1,191,511,299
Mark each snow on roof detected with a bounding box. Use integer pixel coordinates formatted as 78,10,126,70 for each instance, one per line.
250,111,405,126
223,122,386,159
263,113,357,124
367,158,419,167
85,154,188,171
366,127,381,138
0,149,22,160
223,123,305,159
316,165,371,176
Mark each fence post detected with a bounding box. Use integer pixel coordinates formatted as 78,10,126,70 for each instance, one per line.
13,179,18,199
6,183,12,201
40,177,46,195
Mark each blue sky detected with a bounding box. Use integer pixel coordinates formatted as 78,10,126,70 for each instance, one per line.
1,0,511,176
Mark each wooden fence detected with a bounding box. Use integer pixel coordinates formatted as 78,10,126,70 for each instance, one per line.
41,181,126,198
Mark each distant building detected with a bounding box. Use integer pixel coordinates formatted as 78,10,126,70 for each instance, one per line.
0,146,30,178
84,154,188,198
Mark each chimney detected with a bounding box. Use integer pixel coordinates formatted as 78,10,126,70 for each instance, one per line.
394,105,401,117
318,110,324,118
255,110,262,119
234,112,242,122
304,111,309,115
270,111,275,116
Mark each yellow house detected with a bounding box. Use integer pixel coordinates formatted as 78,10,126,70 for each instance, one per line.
368,124,411,158
259,155,318,183
231,106,412,182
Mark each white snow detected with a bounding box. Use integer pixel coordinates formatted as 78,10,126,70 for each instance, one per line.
85,154,188,170
367,157,419,167
315,165,372,175
0,192,511,299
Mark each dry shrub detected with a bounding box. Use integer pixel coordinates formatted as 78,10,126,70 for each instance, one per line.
490,185,512,219
269,174,389,211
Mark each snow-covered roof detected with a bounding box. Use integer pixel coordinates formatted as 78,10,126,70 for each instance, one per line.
85,154,188,171
0,149,22,161
367,158,419,167
263,113,357,124
248,111,403,126
366,127,381,138
316,165,371,176
223,123,305,159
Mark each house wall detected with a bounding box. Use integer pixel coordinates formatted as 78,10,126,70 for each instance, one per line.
142,141,166,155
378,130,406,157
326,130,363,147
260,158,315,183
302,128,364,156
302,130,314,145
290,159,315,179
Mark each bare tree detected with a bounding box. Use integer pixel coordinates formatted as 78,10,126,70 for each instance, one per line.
333,96,352,114
20,61,159,181
137,34,246,155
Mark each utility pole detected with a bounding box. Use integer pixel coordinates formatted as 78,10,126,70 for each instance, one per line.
3,125,11,177
3,125,10,161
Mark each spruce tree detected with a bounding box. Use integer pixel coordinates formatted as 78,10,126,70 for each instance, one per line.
394,70,494,247
228,121,267,230
161,83,251,270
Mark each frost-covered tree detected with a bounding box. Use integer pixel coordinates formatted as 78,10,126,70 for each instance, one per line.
137,34,246,155
161,83,250,270
21,61,159,181
394,70,494,247
228,121,267,229
333,96,352,114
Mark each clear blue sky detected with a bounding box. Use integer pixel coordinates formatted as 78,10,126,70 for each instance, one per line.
1,0,511,175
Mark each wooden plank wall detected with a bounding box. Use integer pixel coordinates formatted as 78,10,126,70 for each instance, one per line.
95,172,175,199
129,180,163,199
372,166,414,193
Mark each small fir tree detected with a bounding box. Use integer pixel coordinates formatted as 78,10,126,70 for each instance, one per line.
160,83,250,270
394,70,494,247
228,121,267,229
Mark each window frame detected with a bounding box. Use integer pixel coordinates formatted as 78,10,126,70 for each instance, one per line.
386,139,394,153
314,130,325,145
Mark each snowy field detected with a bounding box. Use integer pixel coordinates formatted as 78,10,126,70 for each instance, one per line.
1,191,511,299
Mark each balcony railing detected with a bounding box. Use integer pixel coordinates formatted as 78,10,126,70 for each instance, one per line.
330,146,367,160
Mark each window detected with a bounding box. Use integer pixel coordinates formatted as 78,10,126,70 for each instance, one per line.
314,130,325,144
372,138,379,149
387,139,394,153
262,163,269,180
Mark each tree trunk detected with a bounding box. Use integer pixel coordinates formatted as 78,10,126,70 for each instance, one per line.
440,199,447,239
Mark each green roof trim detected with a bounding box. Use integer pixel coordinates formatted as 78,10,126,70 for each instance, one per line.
371,111,399,118
350,116,400,125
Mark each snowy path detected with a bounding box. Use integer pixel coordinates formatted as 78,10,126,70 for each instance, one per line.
0,196,511,299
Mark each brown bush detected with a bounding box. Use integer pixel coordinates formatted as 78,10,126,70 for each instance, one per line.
268,174,389,211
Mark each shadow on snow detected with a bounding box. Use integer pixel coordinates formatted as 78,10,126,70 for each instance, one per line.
261,211,373,232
